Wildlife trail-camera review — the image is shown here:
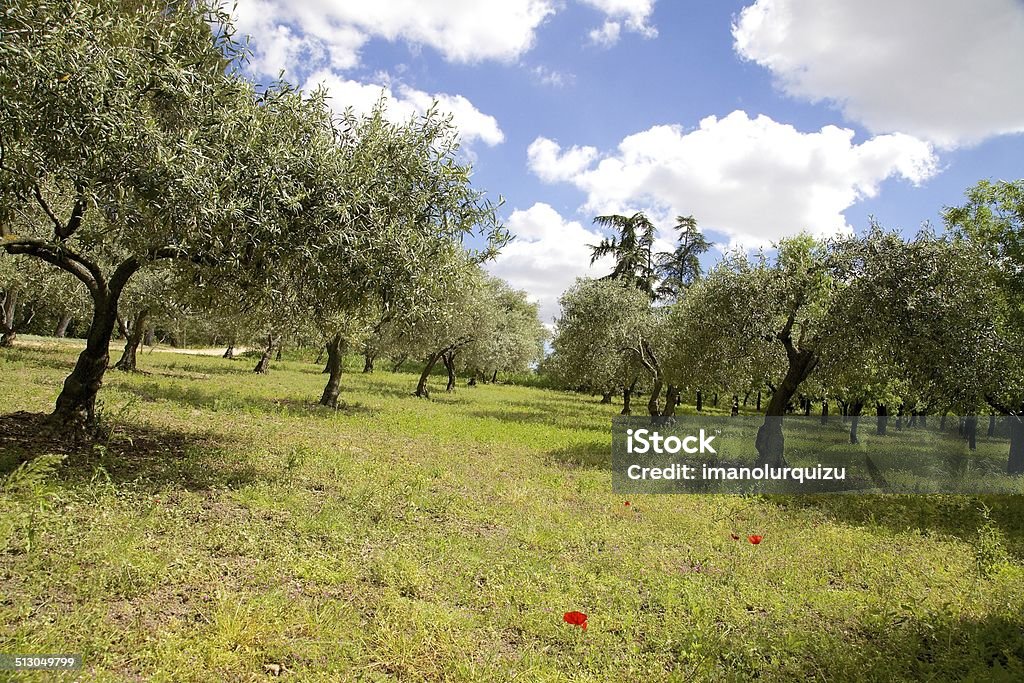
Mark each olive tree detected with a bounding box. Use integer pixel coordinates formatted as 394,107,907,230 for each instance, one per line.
940,181,1024,471
304,102,504,408
0,1,354,429
549,278,654,412
460,281,547,384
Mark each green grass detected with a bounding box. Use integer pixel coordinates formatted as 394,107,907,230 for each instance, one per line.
1,340,1023,681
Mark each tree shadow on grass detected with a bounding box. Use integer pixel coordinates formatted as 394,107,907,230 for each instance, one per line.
775,493,1024,561
546,441,610,469
705,610,1024,680
0,411,257,492
0,346,77,373
147,360,256,378
118,382,375,419
469,409,609,434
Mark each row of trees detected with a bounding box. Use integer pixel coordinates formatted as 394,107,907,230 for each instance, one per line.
549,181,1024,473
0,0,544,429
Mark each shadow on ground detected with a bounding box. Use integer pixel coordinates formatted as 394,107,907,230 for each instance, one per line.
0,411,257,492
546,441,610,469
703,610,1024,680
775,493,1024,561
118,381,375,419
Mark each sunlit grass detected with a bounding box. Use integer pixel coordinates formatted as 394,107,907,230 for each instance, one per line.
1,340,1023,681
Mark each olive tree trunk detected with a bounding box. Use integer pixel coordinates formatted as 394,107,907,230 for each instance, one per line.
114,308,150,372
253,334,276,374
620,378,638,416
660,385,680,419
319,334,346,407
416,351,442,398
54,313,73,338
1,290,19,347
754,321,818,467
964,415,978,451
51,289,124,430
849,401,864,444
443,351,457,392
1009,419,1024,475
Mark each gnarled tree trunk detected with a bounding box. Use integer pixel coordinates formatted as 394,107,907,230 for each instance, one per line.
223,345,235,359
755,318,818,467
54,313,73,338
253,333,276,374
416,351,442,398
51,289,122,430
319,333,346,407
621,378,638,416
661,385,679,419
443,351,457,392
363,345,375,373
114,308,150,372
876,404,888,435
1,290,19,347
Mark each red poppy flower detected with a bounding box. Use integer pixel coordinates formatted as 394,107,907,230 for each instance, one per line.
563,611,588,630
730,533,740,541
748,535,763,545
624,501,631,507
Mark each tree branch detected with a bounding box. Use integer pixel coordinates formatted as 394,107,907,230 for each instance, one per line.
32,184,65,237
985,393,1022,421
2,238,101,296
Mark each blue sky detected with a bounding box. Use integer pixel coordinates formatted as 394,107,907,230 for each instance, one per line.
231,0,1024,322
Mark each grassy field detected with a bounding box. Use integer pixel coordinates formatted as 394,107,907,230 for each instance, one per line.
2,340,1024,681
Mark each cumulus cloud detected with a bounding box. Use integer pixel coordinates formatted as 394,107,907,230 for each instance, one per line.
304,70,504,147
581,0,657,41
527,138,599,182
487,203,615,323
732,0,1024,148
588,20,623,47
528,111,938,247
233,0,557,76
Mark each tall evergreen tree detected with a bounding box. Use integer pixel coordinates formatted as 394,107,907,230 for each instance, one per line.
588,212,658,299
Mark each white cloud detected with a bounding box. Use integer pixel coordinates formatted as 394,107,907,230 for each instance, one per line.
528,111,938,247
233,0,557,77
527,138,599,182
588,20,622,47
531,65,573,87
487,203,615,323
581,0,657,39
732,0,1024,148
304,70,504,147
